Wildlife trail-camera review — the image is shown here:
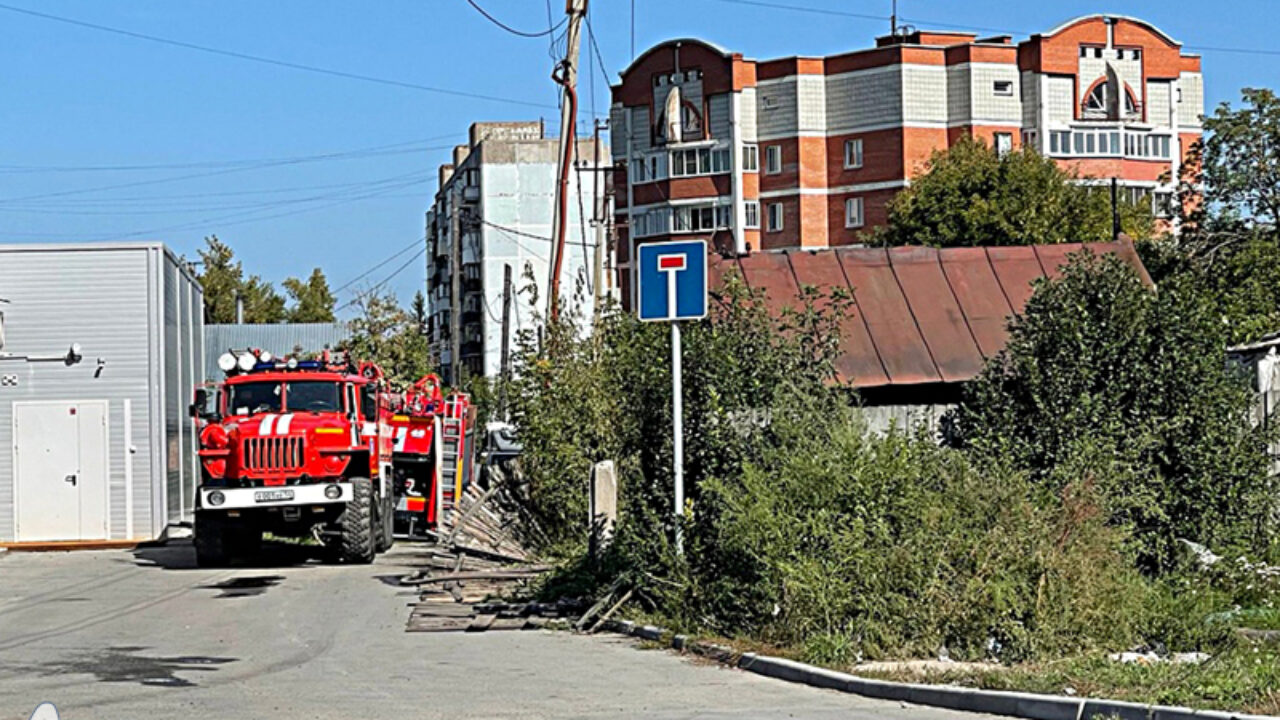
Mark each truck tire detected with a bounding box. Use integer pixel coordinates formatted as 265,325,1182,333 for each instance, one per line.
195,512,231,567
375,490,394,553
334,477,375,564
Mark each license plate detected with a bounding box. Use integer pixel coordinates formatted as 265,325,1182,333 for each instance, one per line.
254,489,295,503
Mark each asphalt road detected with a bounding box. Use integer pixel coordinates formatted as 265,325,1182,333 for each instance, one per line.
0,542,996,720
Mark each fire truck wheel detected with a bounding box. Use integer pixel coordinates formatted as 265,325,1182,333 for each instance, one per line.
194,512,231,567
334,477,375,564
375,491,394,553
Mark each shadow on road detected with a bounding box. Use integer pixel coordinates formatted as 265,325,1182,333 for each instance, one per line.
4,646,237,688
129,539,322,571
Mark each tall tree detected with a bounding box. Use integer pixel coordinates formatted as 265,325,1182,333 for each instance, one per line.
284,268,337,323
196,235,242,323
872,137,1152,247
195,235,287,324
345,290,433,386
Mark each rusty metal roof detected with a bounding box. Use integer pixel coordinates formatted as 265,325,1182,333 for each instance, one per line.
709,240,1151,388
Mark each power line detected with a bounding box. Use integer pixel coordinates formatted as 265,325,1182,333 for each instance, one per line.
0,3,560,111
333,236,427,294
92,172,432,242
465,0,566,38
696,0,884,22
0,133,460,174
0,139,453,205
339,245,429,310
585,13,613,88
697,0,1280,58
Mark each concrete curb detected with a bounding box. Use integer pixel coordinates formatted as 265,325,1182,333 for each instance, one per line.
598,619,1277,720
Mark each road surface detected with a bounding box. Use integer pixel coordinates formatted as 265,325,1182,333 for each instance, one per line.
0,541,995,719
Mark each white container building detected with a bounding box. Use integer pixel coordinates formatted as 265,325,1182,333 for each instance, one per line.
0,242,203,545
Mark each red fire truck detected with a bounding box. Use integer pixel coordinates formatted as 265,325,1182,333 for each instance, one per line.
387,373,476,537
191,349,395,567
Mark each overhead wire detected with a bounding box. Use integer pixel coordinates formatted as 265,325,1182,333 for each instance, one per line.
338,245,429,310
0,2,560,110
0,133,459,175
464,0,566,38
695,0,1280,57
0,139,455,205
332,236,427,295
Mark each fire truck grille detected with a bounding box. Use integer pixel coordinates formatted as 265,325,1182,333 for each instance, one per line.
243,436,305,473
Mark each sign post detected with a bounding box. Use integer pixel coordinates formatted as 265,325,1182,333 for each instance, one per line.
637,240,707,555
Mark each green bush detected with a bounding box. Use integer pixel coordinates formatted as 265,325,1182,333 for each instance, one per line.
953,251,1277,568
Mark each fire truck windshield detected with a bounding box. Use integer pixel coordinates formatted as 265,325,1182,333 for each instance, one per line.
285,381,343,413
228,382,282,415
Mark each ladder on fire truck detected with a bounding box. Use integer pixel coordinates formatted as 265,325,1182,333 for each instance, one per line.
437,397,468,525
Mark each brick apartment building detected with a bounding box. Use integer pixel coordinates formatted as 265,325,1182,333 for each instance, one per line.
609,14,1204,304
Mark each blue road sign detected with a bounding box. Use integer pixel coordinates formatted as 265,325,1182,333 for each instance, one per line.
637,239,708,322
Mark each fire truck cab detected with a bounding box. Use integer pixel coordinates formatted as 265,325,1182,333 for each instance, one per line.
192,349,394,567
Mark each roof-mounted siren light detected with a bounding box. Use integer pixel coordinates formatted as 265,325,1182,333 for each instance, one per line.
259,350,273,363
286,356,299,370
237,352,257,372
218,352,238,373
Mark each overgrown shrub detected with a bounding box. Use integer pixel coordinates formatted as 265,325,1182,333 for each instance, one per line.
953,251,1277,568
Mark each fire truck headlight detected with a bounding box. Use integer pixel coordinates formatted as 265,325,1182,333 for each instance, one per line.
218,352,237,373
207,490,226,507
237,353,257,372
324,484,342,500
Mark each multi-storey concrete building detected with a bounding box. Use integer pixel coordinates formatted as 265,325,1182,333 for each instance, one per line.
426,122,607,381
610,14,1203,303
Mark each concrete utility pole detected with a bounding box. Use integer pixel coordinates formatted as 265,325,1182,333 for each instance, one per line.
498,263,513,419
548,0,588,321
450,197,463,387
592,118,606,312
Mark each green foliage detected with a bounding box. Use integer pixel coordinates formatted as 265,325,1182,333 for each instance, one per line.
1197,88,1280,227
344,290,433,386
954,251,1276,567
195,235,287,323
282,268,336,323
872,137,1152,247
688,414,1154,662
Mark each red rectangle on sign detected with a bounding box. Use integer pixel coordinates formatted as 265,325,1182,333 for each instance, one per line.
658,255,686,270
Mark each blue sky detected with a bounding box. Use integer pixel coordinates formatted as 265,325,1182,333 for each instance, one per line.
1,0,1275,312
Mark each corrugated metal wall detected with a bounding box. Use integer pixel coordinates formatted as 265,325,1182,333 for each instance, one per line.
0,243,202,543
203,323,350,382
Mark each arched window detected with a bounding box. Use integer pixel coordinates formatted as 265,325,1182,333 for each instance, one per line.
1084,81,1138,118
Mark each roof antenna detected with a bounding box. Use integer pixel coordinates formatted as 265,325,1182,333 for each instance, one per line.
891,0,897,35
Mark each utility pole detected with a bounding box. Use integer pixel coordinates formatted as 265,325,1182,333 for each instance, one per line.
1110,177,1121,241
450,197,463,387
592,119,606,313
498,263,513,420
548,0,588,322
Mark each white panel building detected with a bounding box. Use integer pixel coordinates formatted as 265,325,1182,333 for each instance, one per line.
425,122,610,381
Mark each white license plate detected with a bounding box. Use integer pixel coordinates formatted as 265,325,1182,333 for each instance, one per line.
254,489,295,502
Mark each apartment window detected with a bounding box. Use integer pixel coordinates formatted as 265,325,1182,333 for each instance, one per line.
845,197,864,229
742,144,759,172
765,144,782,174
744,201,760,229
1094,47,1103,58
993,80,1014,97
672,204,732,233
994,132,1013,158
767,202,784,232
1079,46,1089,57
843,138,863,169
669,147,730,177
